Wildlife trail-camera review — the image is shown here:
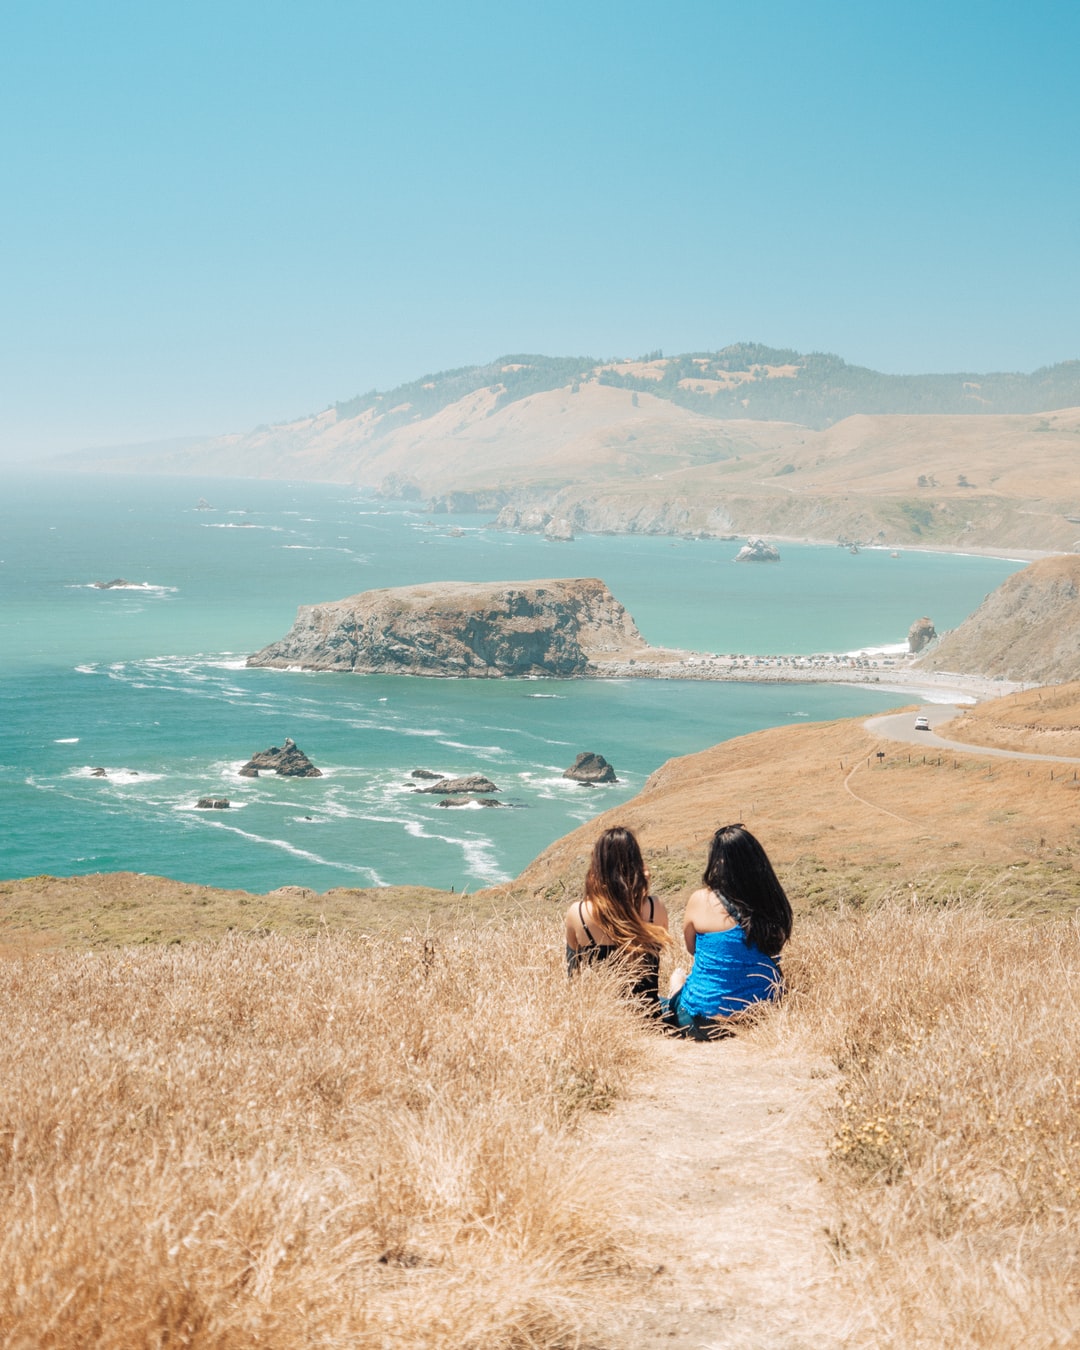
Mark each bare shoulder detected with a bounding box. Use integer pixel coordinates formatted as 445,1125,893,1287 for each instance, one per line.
647,894,670,929
685,887,712,915
564,899,586,945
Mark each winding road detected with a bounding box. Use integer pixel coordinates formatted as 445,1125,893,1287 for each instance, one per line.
865,704,1080,765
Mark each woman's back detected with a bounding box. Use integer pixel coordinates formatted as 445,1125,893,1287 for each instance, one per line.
565,894,667,1003
676,918,781,1019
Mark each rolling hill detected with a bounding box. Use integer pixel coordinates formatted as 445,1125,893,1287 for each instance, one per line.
62,346,1080,552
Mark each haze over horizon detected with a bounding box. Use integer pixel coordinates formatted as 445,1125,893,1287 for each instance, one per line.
2,0,1078,464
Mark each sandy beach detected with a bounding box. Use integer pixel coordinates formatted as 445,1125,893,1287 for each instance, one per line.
588,647,1023,705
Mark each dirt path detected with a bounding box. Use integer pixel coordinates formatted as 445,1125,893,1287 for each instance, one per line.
584,1036,848,1349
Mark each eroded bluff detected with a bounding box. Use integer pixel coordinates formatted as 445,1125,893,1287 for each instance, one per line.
247,578,647,677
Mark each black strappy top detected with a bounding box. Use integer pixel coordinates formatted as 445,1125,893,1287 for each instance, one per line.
566,897,661,1005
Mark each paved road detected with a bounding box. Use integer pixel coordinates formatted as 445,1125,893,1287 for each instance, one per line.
866,705,1080,765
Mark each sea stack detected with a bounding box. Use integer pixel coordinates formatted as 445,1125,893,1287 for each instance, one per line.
563,752,618,783
734,538,780,563
240,739,322,777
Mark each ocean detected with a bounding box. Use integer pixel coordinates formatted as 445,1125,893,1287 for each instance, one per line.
1,472,1022,892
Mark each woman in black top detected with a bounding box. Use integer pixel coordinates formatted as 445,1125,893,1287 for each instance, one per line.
564,825,670,1006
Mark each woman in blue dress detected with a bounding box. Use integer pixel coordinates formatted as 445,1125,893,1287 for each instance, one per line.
665,824,792,1038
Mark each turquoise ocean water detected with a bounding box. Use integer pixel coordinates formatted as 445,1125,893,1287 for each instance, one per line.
0,473,1022,892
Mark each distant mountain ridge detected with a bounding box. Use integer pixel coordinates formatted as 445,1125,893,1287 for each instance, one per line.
60,344,1080,554
328,345,1080,434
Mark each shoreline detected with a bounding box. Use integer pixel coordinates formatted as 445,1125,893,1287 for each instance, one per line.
753,532,1053,564
585,649,1023,704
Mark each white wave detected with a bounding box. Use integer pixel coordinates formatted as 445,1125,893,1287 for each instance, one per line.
70,766,164,784
436,740,509,756
73,581,178,594
844,641,909,657
401,819,509,884
73,664,98,674
54,737,80,743
196,820,384,883
525,694,564,699
279,544,355,554
198,522,285,531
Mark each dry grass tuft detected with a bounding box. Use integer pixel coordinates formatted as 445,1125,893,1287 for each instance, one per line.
0,922,646,1348
757,899,1080,1347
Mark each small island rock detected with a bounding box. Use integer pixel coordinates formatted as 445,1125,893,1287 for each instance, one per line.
240,738,322,778
436,795,504,808
544,518,575,542
418,774,499,795
196,797,231,809
563,752,617,784
410,769,444,779
92,578,133,589
734,537,780,563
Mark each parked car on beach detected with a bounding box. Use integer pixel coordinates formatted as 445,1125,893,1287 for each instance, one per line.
914,715,931,731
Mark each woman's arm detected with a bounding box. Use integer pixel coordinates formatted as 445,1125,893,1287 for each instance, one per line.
564,904,581,952
682,889,704,956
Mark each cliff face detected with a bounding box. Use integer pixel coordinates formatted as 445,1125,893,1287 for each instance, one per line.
247,578,648,677
916,555,1080,684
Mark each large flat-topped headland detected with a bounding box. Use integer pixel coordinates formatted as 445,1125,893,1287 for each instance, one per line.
246,572,1038,700
246,577,650,677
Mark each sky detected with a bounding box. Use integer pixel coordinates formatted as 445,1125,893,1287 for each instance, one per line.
1,0,1078,460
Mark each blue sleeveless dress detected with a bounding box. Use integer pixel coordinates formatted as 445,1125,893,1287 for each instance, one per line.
674,925,781,1021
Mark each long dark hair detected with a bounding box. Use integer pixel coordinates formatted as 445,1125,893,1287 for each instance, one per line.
702,824,792,958
584,826,670,954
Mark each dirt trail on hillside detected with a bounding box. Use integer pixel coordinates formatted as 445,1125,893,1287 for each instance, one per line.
584,1037,848,1349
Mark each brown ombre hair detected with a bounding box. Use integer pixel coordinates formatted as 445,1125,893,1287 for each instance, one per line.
583,826,670,954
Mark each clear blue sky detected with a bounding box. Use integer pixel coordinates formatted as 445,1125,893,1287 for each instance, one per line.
2,0,1078,458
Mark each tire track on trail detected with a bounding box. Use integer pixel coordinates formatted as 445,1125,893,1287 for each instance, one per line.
843,759,917,824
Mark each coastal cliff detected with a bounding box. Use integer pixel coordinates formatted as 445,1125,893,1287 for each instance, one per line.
247,578,649,677
916,554,1080,684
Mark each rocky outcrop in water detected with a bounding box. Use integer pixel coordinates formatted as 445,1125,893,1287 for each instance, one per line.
247,578,648,678
240,738,323,777
493,505,551,533
907,616,937,653
417,775,499,795
544,518,575,542
563,752,618,783
196,797,231,809
92,578,134,589
436,796,503,808
734,537,780,562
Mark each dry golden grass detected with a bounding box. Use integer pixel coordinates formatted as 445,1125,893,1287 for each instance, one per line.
516,712,1080,916
939,680,1080,757
0,922,647,1348
0,872,514,953
753,898,1080,1347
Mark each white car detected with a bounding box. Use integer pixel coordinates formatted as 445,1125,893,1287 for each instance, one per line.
914,715,931,732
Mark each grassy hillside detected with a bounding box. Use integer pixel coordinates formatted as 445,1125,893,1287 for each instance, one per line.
918,555,1080,682
514,695,1080,917
3,695,1080,1344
